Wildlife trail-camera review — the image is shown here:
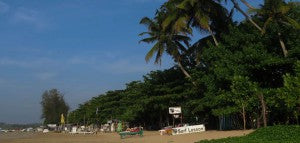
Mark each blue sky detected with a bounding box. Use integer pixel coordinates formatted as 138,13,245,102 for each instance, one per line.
0,0,263,124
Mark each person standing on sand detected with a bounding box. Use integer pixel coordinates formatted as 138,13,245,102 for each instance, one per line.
117,122,122,132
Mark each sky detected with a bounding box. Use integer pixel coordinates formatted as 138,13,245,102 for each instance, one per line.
0,0,263,124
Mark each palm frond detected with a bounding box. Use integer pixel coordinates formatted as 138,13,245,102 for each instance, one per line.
145,42,160,63
194,10,210,30
162,12,177,30
173,34,191,42
175,41,188,53
140,17,153,26
139,37,158,44
154,44,165,64
262,17,273,34
138,32,151,36
284,16,300,29
177,0,190,10
279,5,291,14
166,41,181,61
174,16,189,33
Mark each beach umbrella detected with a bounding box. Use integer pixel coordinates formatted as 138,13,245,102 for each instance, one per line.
60,114,65,125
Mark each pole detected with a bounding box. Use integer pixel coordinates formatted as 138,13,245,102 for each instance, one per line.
96,108,99,127
84,115,86,126
173,115,175,127
181,114,183,124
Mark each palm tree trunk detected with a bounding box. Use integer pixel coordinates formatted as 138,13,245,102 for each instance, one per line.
294,111,299,125
231,0,263,32
240,0,255,9
256,111,261,128
242,105,246,130
258,93,267,127
177,61,191,78
278,32,288,57
177,61,196,86
208,26,219,46
159,111,162,129
166,114,170,126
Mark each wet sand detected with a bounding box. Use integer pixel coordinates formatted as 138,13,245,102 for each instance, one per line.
0,130,253,143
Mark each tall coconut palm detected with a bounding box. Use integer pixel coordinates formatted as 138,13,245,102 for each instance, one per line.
139,15,194,81
162,0,229,47
252,0,300,57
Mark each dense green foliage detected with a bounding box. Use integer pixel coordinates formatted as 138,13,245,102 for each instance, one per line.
68,69,195,129
41,89,69,125
68,0,300,130
198,125,300,143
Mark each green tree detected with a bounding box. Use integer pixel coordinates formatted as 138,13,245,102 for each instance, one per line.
252,0,300,57
211,76,258,130
69,0,300,130
162,0,229,46
139,14,193,80
278,61,300,124
230,76,258,130
41,89,69,125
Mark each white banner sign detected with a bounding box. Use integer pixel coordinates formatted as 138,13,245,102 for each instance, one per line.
169,107,182,114
172,124,205,135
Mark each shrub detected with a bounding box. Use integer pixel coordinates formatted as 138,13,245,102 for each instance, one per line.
197,125,300,143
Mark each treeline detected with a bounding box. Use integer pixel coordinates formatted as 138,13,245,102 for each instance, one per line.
68,69,194,130
0,122,41,130
69,0,300,130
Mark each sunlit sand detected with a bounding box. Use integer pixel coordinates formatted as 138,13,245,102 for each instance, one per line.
0,130,253,143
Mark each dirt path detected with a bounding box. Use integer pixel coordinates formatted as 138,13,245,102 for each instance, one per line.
0,130,253,143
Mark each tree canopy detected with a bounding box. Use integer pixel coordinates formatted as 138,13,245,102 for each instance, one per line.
68,0,300,130
41,89,69,125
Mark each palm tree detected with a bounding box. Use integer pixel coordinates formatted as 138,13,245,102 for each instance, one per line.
139,15,194,81
252,0,300,57
230,0,263,32
162,0,229,47
240,0,255,9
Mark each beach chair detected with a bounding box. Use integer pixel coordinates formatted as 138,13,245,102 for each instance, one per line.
119,127,143,139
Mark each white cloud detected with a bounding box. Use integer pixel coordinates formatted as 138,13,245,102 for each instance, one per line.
0,58,56,68
66,52,155,74
67,51,119,65
0,1,49,30
68,57,89,65
0,1,9,14
0,50,168,78
103,51,118,59
36,72,57,80
102,59,152,74
10,7,48,30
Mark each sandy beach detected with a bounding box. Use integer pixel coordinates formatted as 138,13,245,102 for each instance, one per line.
0,130,253,143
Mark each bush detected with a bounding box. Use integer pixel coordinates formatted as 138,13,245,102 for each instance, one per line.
197,125,300,143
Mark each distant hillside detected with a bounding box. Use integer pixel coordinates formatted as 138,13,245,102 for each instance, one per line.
0,122,41,130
